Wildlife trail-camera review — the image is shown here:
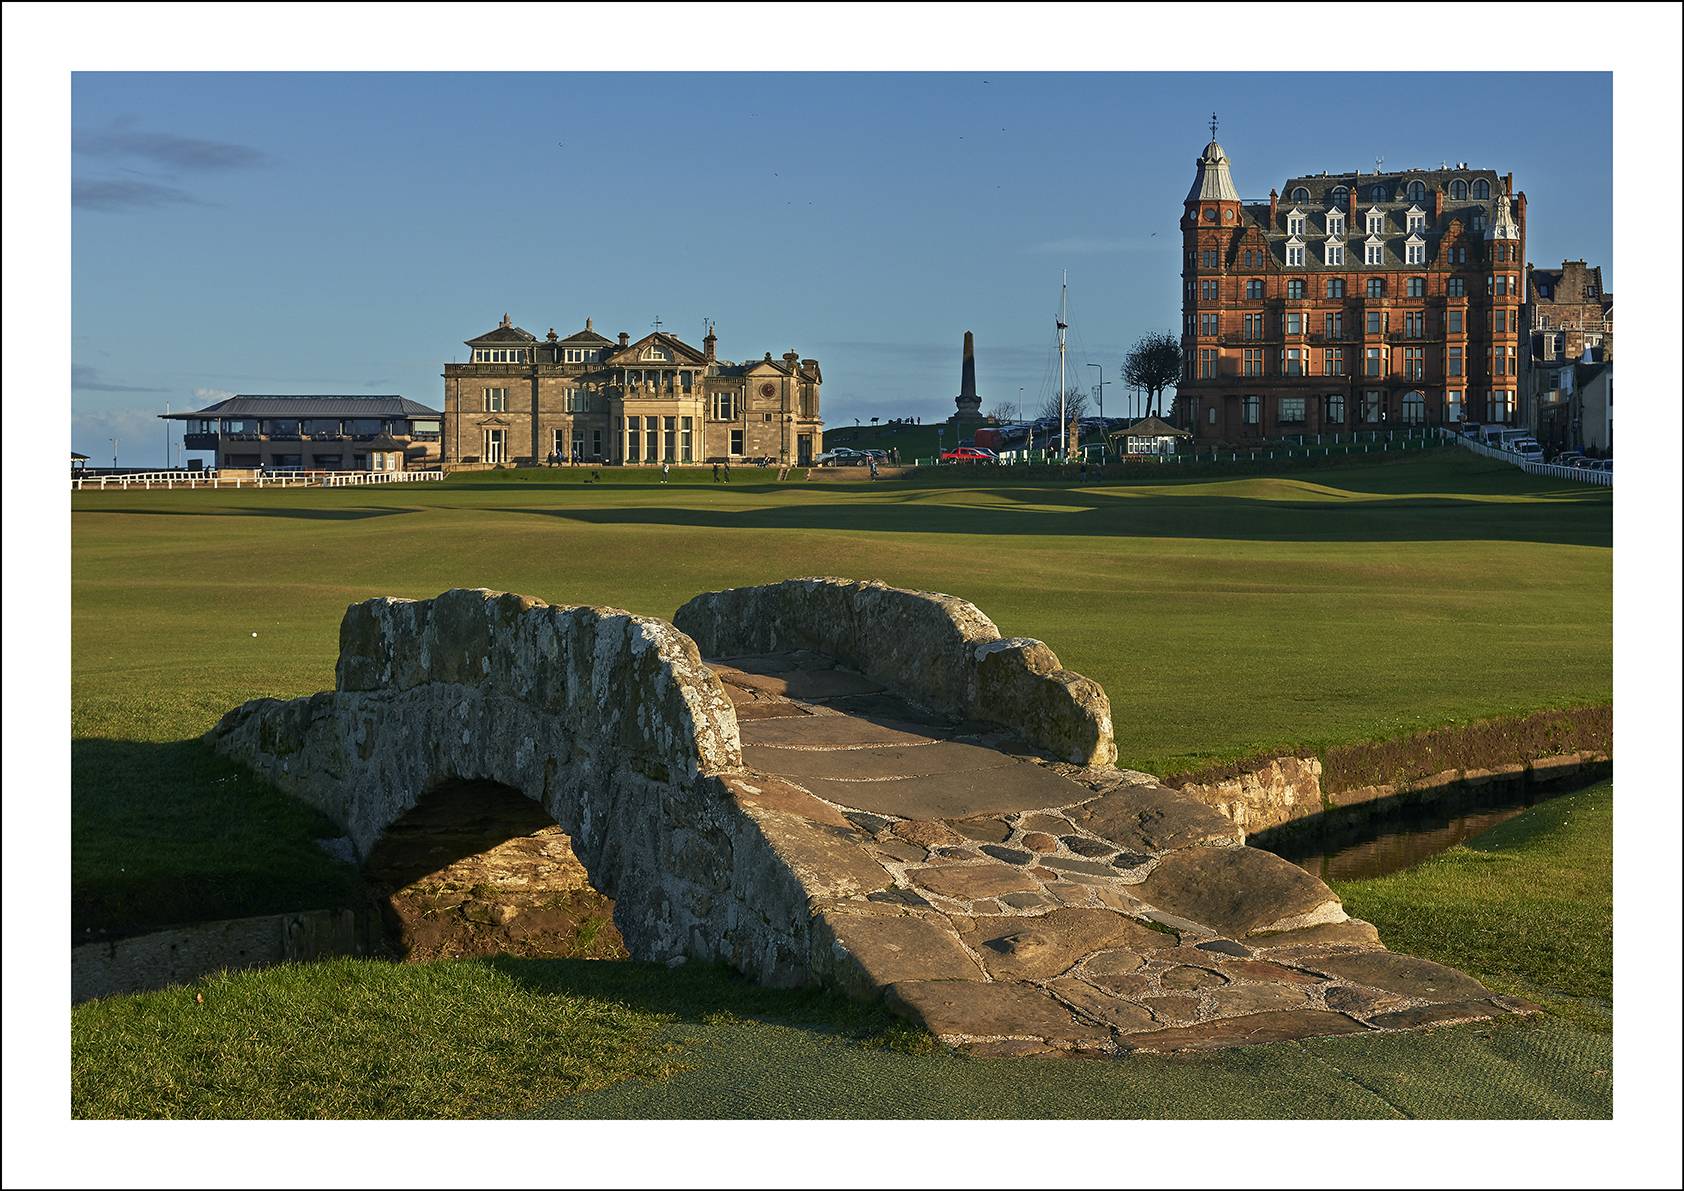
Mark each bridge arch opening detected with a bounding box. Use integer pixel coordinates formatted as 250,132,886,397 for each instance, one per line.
361,779,626,962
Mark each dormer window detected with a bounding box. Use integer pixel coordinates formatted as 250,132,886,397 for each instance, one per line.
1286,209,1305,235
1450,179,1468,200
1473,179,1491,199
1326,210,1345,237
1325,238,1345,266
472,348,529,364
1365,207,1385,236
1471,212,1486,232
1330,185,1349,207
1406,205,1426,233
1285,237,1304,267
1365,236,1385,266
1404,234,1426,265
1370,184,1388,201
1406,180,1426,202
563,348,600,363
1290,186,1310,202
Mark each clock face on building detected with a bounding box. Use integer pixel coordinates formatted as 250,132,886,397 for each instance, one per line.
759,382,776,397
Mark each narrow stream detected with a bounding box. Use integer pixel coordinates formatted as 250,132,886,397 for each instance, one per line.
1258,786,1568,882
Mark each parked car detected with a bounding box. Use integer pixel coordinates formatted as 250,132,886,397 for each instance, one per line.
1508,438,1543,461
940,446,998,465
814,448,860,466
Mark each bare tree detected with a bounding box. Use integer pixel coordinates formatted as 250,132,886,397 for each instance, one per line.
986,400,1020,423
1037,387,1088,423
1122,332,1183,419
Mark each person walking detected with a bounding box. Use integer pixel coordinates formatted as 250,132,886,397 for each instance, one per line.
723,459,732,483
712,462,720,483
661,461,670,484
868,456,879,481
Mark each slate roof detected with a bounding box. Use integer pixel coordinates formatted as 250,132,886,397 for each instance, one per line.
1109,416,1190,440
558,323,614,346
161,395,441,420
466,320,538,346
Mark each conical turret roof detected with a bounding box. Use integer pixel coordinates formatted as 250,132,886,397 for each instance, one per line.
1186,138,1241,204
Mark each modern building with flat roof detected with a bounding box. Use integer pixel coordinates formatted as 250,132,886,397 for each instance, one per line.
161,395,441,471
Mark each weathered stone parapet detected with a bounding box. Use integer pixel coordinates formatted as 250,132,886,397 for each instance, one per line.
674,578,1116,766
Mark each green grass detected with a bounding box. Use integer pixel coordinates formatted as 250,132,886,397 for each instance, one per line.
71,786,1613,1119
71,450,1609,935
1333,781,1613,1031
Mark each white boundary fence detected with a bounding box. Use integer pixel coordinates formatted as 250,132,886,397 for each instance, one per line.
73,469,446,492
320,469,445,487
1441,430,1612,486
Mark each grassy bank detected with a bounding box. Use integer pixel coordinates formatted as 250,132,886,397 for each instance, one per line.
71,784,1613,1119
70,451,1609,936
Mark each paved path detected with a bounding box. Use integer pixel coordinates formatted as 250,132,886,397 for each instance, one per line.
712,651,1534,1057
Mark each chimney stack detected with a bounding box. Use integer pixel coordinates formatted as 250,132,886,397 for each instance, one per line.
618,331,630,348
1268,188,1278,225
703,321,717,362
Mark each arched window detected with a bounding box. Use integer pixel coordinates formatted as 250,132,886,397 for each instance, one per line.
1291,186,1309,202
1407,180,1426,202
1370,184,1388,201
1330,185,1349,206
1402,391,1426,424
1450,179,1468,200
1472,179,1491,199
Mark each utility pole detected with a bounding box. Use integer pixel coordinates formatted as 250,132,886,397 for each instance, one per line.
164,402,171,469
1088,363,1105,463
1057,272,1068,458
110,437,118,471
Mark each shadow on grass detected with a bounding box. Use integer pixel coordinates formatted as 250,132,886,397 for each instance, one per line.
72,737,363,941
76,505,415,522
486,483,1611,547
483,954,909,1041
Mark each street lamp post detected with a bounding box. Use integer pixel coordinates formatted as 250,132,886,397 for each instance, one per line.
1087,363,1106,462
110,438,118,472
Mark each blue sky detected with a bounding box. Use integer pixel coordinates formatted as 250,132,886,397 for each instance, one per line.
71,71,1611,464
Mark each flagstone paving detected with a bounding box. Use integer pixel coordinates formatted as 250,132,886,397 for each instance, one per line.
711,651,1537,1056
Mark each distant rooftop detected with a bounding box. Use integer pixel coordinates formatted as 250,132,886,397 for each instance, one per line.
161,395,441,420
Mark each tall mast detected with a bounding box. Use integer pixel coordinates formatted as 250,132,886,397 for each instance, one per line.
1057,271,1069,457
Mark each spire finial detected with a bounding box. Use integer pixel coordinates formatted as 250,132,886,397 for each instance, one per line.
1209,112,1219,140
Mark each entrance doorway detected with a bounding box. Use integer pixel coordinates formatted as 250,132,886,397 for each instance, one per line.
797,434,813,466
484,428,506,464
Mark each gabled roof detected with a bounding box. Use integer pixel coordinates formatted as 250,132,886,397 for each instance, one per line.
160,395,441,420
603,330,707,365
1110,416,1190,440
558,317,614,347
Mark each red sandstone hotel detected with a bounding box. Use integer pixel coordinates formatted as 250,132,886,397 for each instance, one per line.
1174,132,1525,442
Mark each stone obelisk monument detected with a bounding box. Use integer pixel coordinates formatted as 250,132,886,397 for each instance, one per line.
948,329,988,439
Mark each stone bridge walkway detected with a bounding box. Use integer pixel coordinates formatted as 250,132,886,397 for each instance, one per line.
712,650,1534,1057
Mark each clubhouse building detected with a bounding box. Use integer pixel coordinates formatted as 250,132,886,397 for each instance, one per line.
162,394,442,471
441,315,825,467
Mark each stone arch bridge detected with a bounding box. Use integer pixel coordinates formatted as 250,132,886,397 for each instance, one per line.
211,579,1531,1056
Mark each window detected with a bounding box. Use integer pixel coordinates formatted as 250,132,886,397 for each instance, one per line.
1286,241,1304,266
1364,391,1384,422
565,388,591,413
1200,313,1219,336
1402,391,1426,423
1367,278,1385,298
645,415,659,461
1243,396,1261,425
1246,279,1264,299
730,429,743,455
1326,210,1345,237
1198,348,1216,379
1488,389,1514,422
1200,249,1217,268
1473,179,1490,199
1403,347,1425,380
1208,406,1217,425
563,348,598,363
1330,185,1349,206
1405,312,1425,338
1366,209,1385,236
1325,240,1344,266
1445,390,1464,420
1405,239,1425,265
713,391,737,420
624,416,640,462
483,387,508,412
1291,186,1310,202
1280,397,1306,423
1406,208,1426,233
1243,348,1265,376
642,344,672,362
1326,393,1346,424
1326,278,1346,298
1201,279,1219,300
1370,184,1388,201
1365,346,1385,377
1244,312,1265,338
1325,312,1343,337
1447,277,1466,298
1447,347,1464,377
1281,348,1304,376
1365,239,1385,265
1408,180,1426,202
1471,213,1486,232
1450,179,1468,200
1324,347,1345,375
1285,312,1303,335
1407,277,1425,298
1366,311,1385,335
1287,279,1305,299
1287,211,1305,235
